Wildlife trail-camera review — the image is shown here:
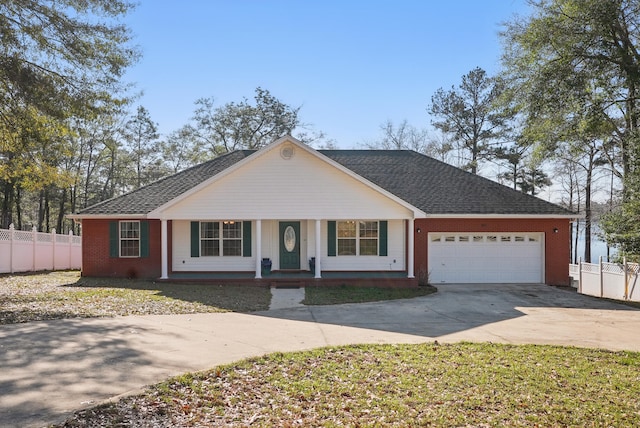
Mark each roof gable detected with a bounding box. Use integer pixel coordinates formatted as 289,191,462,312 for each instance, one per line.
151,137,422,220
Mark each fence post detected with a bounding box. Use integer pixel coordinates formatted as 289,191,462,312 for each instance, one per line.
32,226,37,271
52,228,56,271
68,230,73,270
9,223,14,273
599,255,604,297
624,257,628,300
578,257,582,293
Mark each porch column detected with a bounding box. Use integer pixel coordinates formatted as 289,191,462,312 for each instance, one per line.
160,219,168,279
407,218,415,279
255,219,262,279
315,219,322,278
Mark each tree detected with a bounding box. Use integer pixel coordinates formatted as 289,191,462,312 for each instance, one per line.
600,144,640,261
159,128,208,173
364,120,430,151
428,67,507,174
0,0,138,229
122,106,162,189
494,144,528,190
500,0,640,261
187,87,300,154
0,0,137,122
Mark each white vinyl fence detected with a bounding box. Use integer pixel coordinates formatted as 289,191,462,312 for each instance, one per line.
569,257,640,302
0,224,82,274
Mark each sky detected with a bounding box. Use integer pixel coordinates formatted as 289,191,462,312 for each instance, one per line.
123,0,530,148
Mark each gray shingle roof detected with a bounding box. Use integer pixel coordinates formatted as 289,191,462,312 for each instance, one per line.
77,150,254,215
76,149,572,216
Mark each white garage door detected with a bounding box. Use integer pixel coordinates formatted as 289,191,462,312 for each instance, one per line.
428,233,543,284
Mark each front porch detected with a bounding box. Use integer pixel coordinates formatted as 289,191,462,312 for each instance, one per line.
163,270,418,288
161,218,416,282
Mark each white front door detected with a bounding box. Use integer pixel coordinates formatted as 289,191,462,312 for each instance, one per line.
428,233,543,283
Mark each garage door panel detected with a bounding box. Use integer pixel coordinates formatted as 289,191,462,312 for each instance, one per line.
428,233,543,284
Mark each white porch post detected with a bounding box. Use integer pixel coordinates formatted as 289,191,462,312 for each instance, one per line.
255,220,262,279
160,219,168,279
315,219,322,278
407,218,415,278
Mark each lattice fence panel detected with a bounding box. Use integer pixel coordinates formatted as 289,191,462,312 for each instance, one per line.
14,230,33,242
37,233,52,243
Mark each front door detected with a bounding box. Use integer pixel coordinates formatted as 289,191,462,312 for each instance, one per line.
279,221,300,270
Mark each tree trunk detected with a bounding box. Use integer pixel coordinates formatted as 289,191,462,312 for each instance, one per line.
574,220,580,264
1,181,14,229
584,166,592,263
56,188,67,233
44,189,50,233
37,190,45,232
15,187,22,230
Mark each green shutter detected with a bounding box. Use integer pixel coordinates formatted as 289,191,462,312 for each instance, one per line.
109,221,118,257
328,221,336,257
190,221,200,257
140,221,149,257
379,220,388,256
243,221,252,257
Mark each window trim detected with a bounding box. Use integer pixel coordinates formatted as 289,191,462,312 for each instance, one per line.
119,220,140,258
336,220,379,256
198,221,243,257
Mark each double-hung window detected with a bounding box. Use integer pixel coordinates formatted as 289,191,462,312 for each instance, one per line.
337,220,378,256
199,221,242,256
200,222,220,256
119,221,140,257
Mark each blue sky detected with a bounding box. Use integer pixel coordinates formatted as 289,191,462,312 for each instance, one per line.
124,0,530,147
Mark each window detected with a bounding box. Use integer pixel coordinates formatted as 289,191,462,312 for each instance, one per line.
200,222,219,256
337,221,356,255
199,221,242,256
222,221,242,256
119,221,140,257
337,220,378,256
359,221,378,255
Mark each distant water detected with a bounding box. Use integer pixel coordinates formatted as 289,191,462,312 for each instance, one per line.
573,236,617,264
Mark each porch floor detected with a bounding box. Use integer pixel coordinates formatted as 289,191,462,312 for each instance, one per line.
165,271,416,287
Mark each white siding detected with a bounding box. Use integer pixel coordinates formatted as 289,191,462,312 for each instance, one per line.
172,219,407,273
160,145,413,220
172,220,254,272
321,220,406,272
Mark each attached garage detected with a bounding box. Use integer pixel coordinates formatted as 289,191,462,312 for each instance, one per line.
428,232,544,284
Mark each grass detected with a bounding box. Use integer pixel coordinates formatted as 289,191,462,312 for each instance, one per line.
0,271,437,324
303,284,437,305
0,271,271,324
57,342,640,427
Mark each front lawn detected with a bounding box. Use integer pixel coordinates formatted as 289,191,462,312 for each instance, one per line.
57,342,640,427
0,271,437,324
0,271,271,324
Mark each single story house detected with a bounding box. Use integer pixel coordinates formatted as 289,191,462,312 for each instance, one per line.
69,136,575,286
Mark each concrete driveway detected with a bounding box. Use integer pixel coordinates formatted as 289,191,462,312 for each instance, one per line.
1,283,639,427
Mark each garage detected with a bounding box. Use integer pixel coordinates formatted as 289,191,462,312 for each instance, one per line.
428,233,544,284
